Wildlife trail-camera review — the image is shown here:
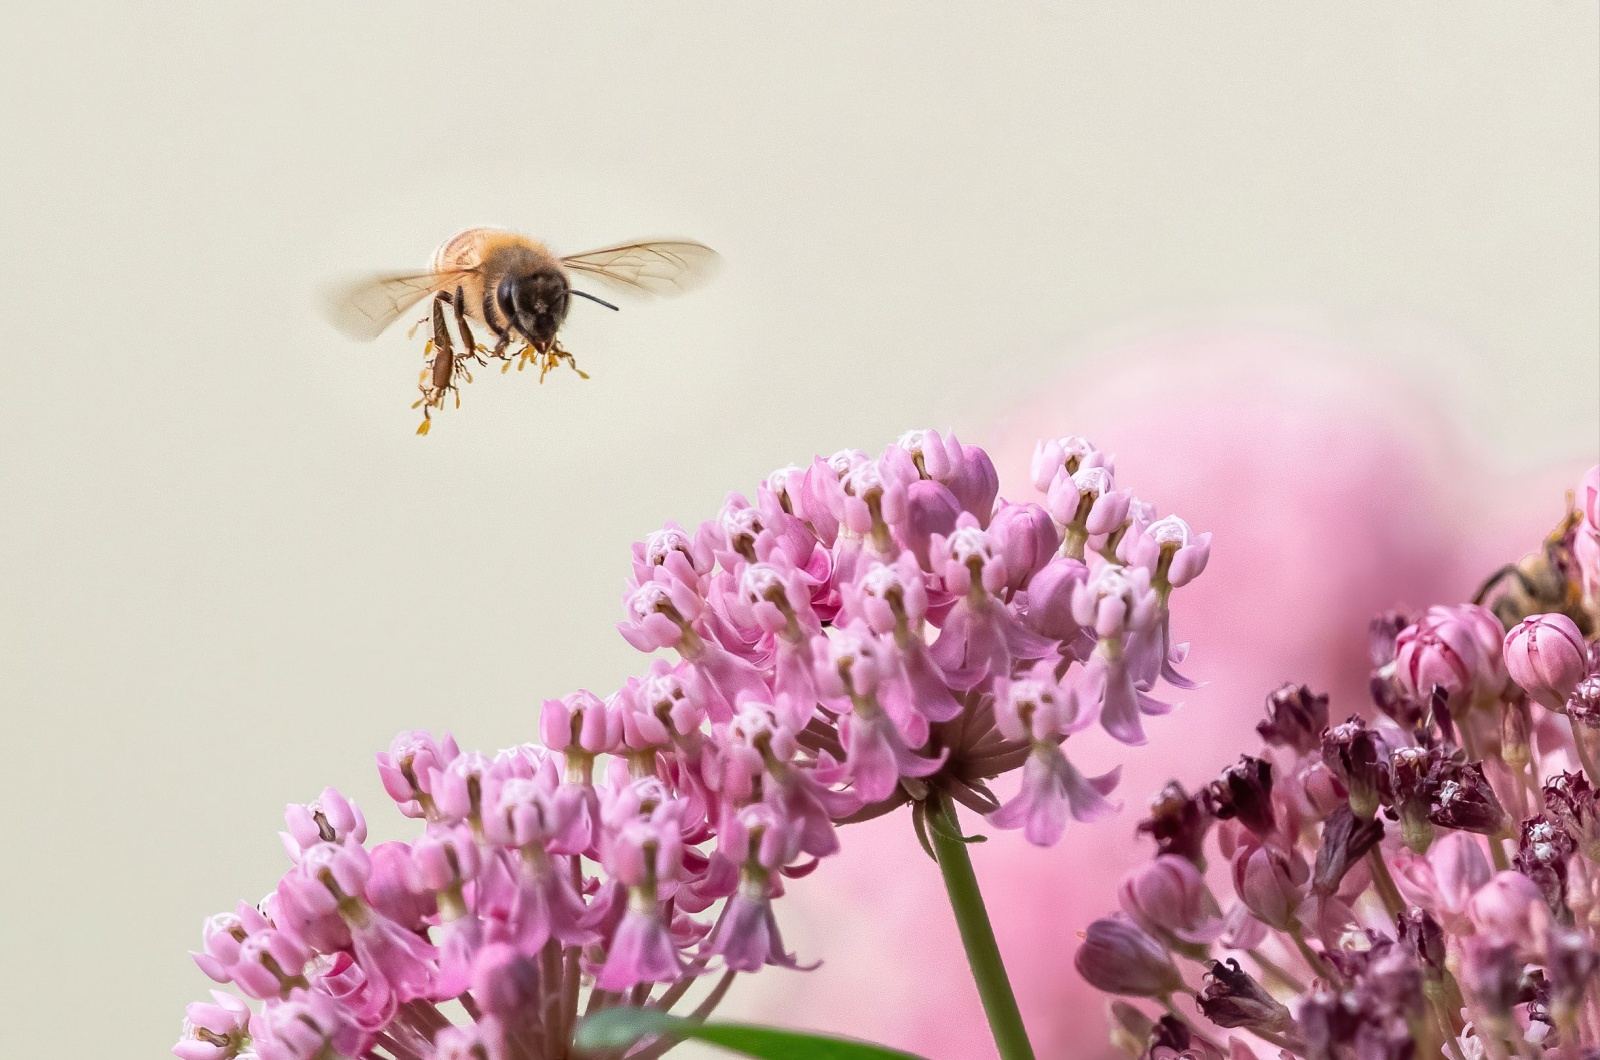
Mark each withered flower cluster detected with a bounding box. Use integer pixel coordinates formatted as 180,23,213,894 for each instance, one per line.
1079,466,1600,1060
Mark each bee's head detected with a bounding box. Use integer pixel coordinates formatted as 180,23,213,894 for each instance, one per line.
497,269,569,353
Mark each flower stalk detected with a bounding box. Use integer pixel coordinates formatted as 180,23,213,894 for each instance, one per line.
929,792,1036,1060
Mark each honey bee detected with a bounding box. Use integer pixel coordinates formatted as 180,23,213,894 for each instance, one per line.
323,228,719,433
1474,503,1594,635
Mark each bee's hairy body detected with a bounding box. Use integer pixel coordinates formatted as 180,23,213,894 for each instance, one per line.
431,228,570,352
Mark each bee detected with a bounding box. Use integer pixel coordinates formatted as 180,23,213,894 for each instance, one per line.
1474,502,1594,636
323,229,719,433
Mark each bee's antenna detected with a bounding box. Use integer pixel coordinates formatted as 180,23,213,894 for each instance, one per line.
570,289,620,311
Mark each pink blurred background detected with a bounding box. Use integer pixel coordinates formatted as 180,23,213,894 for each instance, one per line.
749,329,1595,1058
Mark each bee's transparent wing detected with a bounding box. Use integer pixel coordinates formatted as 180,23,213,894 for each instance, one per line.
320,268,479,341
559,240,720,298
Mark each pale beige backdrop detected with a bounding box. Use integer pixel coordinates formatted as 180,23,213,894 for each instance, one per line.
1,3,1596,1057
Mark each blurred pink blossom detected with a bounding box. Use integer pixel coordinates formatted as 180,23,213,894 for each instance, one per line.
755,329,1590,1059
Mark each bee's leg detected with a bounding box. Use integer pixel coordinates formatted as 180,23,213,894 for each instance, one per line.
560,346,590,380
412,383,435,435
451,285,483,364
547,340,589,381
431,293,455,364
480,288,512,360
1472,564,1537,606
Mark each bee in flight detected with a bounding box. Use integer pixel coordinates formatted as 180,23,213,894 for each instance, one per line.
323,228,719,433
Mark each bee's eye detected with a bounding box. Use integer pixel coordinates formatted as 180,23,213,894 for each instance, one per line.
496,276,519,318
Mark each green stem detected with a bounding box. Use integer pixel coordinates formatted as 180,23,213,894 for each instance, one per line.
928,793,1036,1060
1571,717,1600,790
1367,848,1407,919
1247,947,1307,994
1433,996,1466,1060
1286,921,1340,986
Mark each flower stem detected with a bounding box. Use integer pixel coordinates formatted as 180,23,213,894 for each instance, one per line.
1570,717,1600,790
1286,921,1339,986
1367,848,1406,918
928,793,1036,1060
1247,947,1307,994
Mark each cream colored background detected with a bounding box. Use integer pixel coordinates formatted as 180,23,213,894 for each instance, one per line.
1,3,1596,1057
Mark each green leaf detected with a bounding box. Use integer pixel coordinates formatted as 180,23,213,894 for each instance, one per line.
573,1007,932,1059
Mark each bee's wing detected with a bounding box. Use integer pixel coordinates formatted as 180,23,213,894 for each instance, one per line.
559,240,720,298
320,268,480,341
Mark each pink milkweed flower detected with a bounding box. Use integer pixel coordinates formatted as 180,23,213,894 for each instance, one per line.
1020,555,1092,646
987,663,1119,844
947,444,1001,524
173,990,251,1060
375,730,460,820
1577,466,1600,603
987,501,1062,592
989,748,1121,846
1118,517,1208,693
1444,603,1512,694
1047,464,1133,558
1394,608,1487,705
816,624,923,745
635,660,710,742
252,991,368,1060
596,905,686,992
618,570,768,720
703,803,813,972
480,780,594,956
279,842,437,1005
364,841,435,931
928,514,1058,690
1579,464,1600,531
889,430,1000,524
311,950,396,1033
594,815,691,991
841,553,930,637
1031,435,1112,493
1120,514,1212,592
1230,840,1308,932
631,520,714,591
1074,915,1183,999
411,824,480,899
1468,870,1546,949
840,558,963,729
618,573,706,653
819,627,946,800
191,901,274,985
433,1019,505,1060
410,826,481,993
429,751,500,828
470,942,541,1018
1072,563,1168,746
708,491,826,577
1071,562,1158,641
1391,830,1493,935
230,929,312,1001
732,561,826,727
281,787,367,864
483,772,590,856
888,428,965,484
539,690,622,768
1504,613,1590,711
897,480,963,570
1118,854,1225,947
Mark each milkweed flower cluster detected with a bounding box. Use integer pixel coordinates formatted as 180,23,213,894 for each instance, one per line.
176,431,1204,1060
1078,466,1600,1060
